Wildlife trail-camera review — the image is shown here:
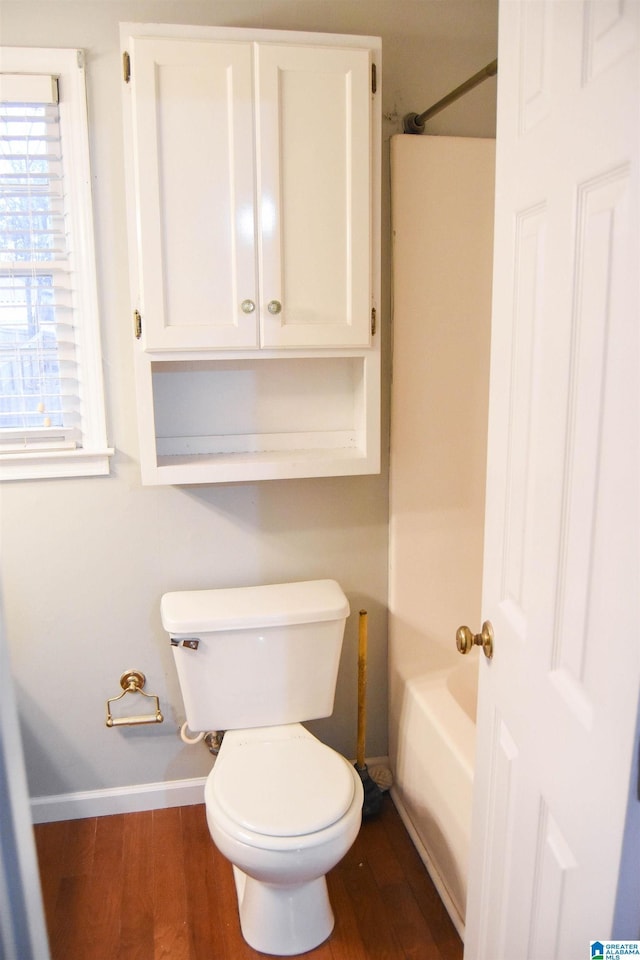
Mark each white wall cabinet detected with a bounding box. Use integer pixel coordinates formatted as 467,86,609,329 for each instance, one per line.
121,24,381,484
127,32,373,351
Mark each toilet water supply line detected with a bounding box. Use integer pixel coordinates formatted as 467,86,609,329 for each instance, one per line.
180,722,204,744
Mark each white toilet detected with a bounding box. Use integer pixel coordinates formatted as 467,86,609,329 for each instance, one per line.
161,579,364,957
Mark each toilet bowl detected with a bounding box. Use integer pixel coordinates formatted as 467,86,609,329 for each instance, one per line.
204,724,364,956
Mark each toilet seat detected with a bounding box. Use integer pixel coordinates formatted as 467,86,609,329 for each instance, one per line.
213,736,355,838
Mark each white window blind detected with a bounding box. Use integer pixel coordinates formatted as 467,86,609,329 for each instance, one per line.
0,49,112,480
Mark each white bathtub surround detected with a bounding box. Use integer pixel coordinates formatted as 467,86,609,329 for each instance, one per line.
389,135,495,936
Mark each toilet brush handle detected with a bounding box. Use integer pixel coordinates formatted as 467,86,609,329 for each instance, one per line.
356,610,368,769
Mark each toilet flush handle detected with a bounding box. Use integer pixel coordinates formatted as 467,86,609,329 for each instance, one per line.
170,637,200,650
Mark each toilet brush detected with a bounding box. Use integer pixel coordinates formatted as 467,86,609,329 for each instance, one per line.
355,609,383,819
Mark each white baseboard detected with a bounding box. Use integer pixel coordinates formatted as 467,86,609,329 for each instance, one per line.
31,776,207,824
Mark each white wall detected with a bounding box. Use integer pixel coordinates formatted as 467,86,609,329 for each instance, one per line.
0,0,497,807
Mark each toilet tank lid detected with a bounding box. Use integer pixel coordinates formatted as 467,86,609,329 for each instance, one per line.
161,579,350,634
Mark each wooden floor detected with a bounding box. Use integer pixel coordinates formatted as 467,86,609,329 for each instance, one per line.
34,793,463,960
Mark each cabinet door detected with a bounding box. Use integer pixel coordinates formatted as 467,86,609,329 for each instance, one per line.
256,45,372,348
129,38,258,350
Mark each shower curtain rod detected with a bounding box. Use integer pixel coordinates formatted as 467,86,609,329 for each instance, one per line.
403,58,498,134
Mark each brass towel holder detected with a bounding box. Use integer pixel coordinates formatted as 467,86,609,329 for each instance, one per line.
105,670,164,727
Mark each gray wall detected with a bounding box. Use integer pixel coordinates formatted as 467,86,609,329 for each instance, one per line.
0,0,497,802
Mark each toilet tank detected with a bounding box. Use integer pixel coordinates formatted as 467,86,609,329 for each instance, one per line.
161,580,350,732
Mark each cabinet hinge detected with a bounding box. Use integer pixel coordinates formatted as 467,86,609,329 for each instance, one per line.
134,309,142,340
123,51,131,84
371,63,377,95
371,307,377,337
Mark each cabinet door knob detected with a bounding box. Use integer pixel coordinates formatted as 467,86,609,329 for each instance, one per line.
267,299,282,315
240,299,256,314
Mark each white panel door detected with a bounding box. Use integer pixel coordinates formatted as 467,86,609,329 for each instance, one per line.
465,2,639,957
256,44,372,348
129,38,258,350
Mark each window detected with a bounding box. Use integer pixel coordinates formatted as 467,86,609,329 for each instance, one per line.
0,48,112,480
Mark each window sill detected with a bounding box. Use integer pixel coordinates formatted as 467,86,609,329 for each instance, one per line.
0,447,115,481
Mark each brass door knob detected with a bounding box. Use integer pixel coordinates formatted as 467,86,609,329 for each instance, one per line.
456,620,494,660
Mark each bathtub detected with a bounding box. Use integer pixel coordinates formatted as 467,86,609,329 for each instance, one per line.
389,639,478,938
